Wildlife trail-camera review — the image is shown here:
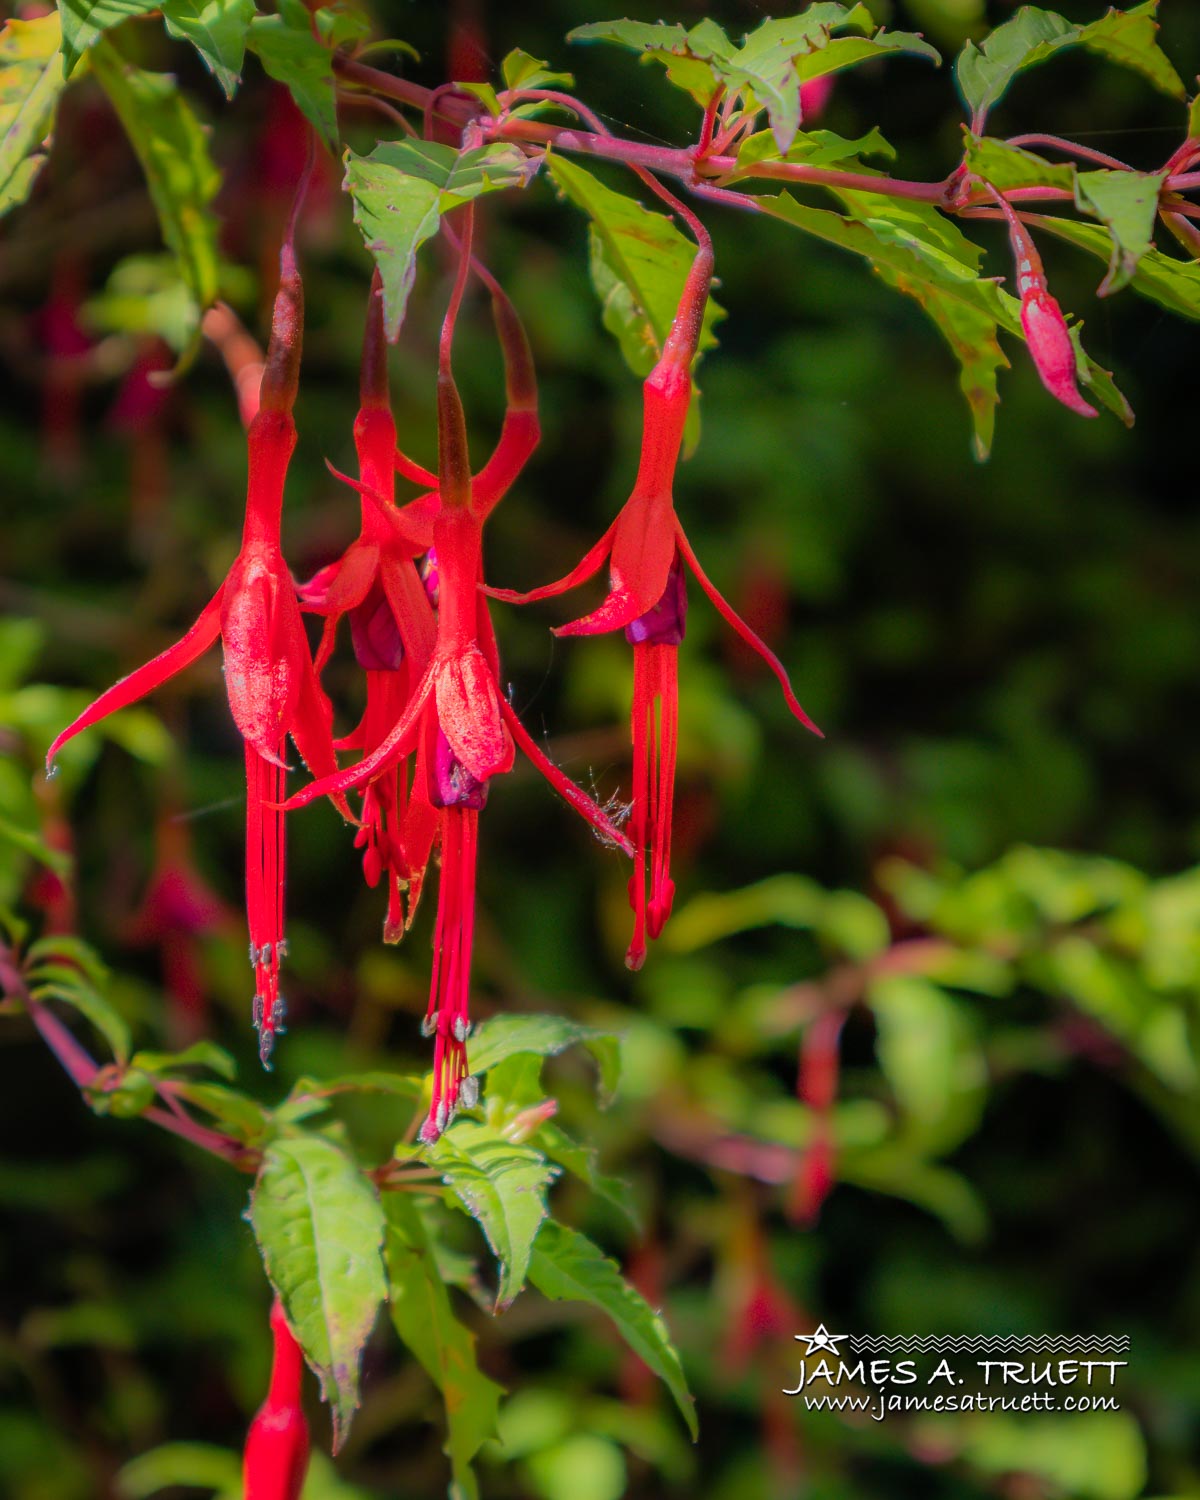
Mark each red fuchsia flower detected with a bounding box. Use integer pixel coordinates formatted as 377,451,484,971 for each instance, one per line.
242,1298,310,1500
286,208,633,1142
488,200,821,969
992,188,1097,419
299,274,439,941
123,809,237,1044
47,209,345,1068
789,1006,844,1225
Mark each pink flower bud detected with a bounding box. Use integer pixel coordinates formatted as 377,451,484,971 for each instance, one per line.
1020,289,1097,419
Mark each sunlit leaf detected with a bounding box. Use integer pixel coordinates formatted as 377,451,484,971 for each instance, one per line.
955,2,1183,130
528,1220,697,1439
0,13,68,217
249,1135,387,1449
425,1120,559,1309
1074,166,1168,294
161,0,256,100
56,0,160,78
1028,212,1200,318
248,0,338,151
469,1012,622,1102
344,138,532,339
89,37,221,350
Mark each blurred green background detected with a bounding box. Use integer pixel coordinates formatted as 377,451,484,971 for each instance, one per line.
2,0,1199,1497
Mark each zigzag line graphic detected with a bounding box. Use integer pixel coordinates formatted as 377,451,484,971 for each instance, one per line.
842,1336,1129,1354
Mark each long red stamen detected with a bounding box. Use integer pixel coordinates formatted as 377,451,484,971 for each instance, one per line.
247,743,288,1068
626,643,679,970
420,806,480,1142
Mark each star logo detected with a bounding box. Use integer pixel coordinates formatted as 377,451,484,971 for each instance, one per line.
795,1323,847,1357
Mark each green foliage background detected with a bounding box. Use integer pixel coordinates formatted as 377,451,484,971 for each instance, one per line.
2,1,1199,1498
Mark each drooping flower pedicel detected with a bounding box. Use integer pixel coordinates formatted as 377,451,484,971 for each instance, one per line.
287,206,633,1141
46,195,343,1068
488,188,821,968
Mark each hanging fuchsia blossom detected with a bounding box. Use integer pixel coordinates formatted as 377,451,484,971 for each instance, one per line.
992,188,1097,419
287,209,632,1141
242,1299,310,1500
47,205,343,1068
489,205,821,968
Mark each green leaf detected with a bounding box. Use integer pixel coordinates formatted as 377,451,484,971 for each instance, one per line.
25,934,108,987
955,2,1184,130
249,1135,387,1450
570,10,938,152
528,1221,697,1440
344,138,531,339
170,1080,271,1142
468,1012,622,1102
0,812,72,876
546,154,724,390
0,13,68,218
117,1442,241,1498
1029,212,1200,319
130,1040,237,1080
160,0,255,100
963,132,1075,192
29,980,130,1065
55,0,160,78
89,37,220,349
425,1121,559,1309
760,189,1132,445
737,124,895,171
384,1194,504,1500
1074,166,1167,295
665,873,889,959
501,46,574,93
536,1122,641,1232
84,253,211,354
248,0,338,152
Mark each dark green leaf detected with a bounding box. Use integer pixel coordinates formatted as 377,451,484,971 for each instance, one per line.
546,154,723,389
571,10,937,152
170,1080,271,1142
955,2,1183,130
89,37,220,347
536,1123,641,1231
737,124,895,171
247,0,338,152
384,1195,504,1500
501,46,573,93
528,1221,697,1439
130,1040,237,1080
1029,212,1200,318
160,0,255,100
344,138,531,339
425,1121,559,1309
1074,167,1167,294
0,13,68,217
55,0,160,78
760,190,1133,444
963,132,1075,192
468,1011,622,1102
29,981,130,1065
249,1135,387,1450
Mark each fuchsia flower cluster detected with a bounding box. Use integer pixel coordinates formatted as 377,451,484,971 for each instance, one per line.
47,175,821,1143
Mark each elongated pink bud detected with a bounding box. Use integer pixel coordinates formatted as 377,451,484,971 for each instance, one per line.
1020,287,1097,419
991,185,1097,420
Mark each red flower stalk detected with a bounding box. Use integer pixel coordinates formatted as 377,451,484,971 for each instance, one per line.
488,188,821,968
992,188,1097,419
47,184,344,1068
286,208,633,1141
243,1298,310,1500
